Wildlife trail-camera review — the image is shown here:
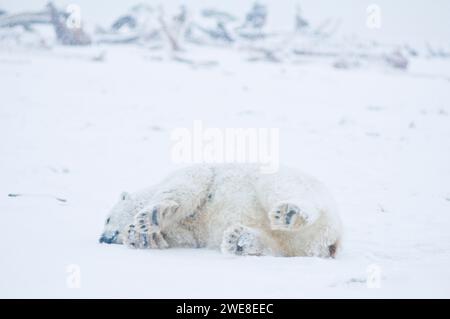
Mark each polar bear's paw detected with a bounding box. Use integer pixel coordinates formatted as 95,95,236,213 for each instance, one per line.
269,202,310,231
221,225,264,256
134,200,180,233
123,224,169,249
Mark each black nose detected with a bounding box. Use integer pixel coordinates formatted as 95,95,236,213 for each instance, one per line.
99,231,119,244
99,236,111,244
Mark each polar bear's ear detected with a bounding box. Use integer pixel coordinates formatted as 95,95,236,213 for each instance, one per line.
119,191,131,201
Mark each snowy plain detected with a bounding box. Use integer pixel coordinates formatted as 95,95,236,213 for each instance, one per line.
1,0,450,298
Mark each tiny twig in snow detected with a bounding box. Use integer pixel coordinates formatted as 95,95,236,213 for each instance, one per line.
8,193,67,203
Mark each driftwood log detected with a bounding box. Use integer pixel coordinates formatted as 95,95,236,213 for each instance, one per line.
0,2,91,45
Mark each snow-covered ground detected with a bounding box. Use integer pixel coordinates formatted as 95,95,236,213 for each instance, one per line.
1,1,450,298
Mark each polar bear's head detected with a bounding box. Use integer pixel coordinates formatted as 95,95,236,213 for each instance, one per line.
99,192,135,245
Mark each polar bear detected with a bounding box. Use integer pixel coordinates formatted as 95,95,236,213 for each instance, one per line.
99,164,342,257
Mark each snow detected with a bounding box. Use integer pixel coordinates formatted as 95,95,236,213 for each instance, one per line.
1,1,450,298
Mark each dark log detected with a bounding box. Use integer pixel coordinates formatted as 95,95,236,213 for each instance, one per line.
47,2,91,46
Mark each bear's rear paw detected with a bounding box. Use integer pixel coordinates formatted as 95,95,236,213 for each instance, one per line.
269,202,310,231
221,225,264,256
123,224,169,249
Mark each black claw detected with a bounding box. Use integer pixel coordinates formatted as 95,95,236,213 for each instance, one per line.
142,234,148,247
152,208,159,226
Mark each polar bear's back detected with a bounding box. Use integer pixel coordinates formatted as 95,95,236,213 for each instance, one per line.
136,164,341,253
185,164,339,249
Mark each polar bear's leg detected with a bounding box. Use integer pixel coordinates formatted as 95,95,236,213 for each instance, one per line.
268,202,314,231
221,225,271,256
123,224,169,249
257,174,322,231
125,165,215,249
134,200,180,233
124,200,183,249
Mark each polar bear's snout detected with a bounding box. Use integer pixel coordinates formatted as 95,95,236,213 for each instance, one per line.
99,230,119,244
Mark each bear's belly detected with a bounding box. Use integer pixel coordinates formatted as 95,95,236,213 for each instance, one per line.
163,166,271,249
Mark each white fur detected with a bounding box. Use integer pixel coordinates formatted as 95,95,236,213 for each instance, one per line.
100,164,343,257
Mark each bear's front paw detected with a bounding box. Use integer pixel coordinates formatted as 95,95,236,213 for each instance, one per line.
221,225,263,256
123,224,169,249
134,200,179,232
268,202,310,231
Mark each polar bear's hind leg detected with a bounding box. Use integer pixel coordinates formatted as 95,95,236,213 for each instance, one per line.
268,202,312,231
221,225,266,256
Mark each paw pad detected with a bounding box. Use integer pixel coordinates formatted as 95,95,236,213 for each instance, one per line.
221,226,263,256
269,203,308,230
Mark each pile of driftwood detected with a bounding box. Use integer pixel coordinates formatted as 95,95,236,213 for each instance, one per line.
1,2,448,69
0,2,90,45
0,2,349,49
